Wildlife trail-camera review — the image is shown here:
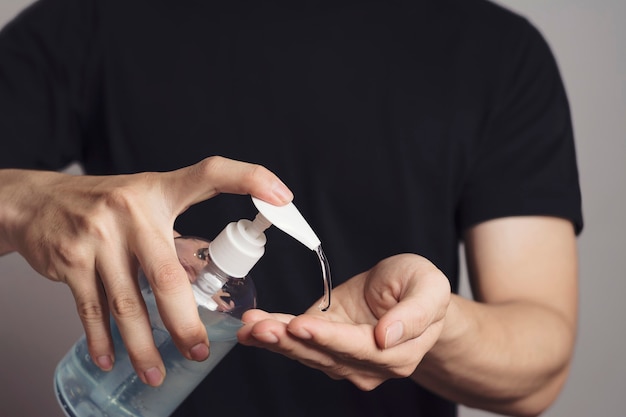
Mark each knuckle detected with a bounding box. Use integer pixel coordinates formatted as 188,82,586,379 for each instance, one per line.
243,161,265,177
54,239,92,271
394,363,417,379
353,378,382,392
76,299,106,324
198,156,269,183
96,174,156,214
150,263,185,293
102,185,139,212
244,164,271,186
196,156,224,178
386,359,418,378
110,293,143,319
169,322,205,342
330,362,351,378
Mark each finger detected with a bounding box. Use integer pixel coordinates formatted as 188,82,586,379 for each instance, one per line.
96,247,167,387
287,315,378,358
285,314,424,375
165,156,293,211
286,315,424,375
132,229,210,364
238,316,330,365
238,310,295,345
239,314,418,390
241,309,294,324
371,257,451,349
67,271,114,371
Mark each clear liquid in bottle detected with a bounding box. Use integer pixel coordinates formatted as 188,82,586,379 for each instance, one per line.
54,237,255,417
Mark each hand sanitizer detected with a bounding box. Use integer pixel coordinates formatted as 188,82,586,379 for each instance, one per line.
54,197,331,417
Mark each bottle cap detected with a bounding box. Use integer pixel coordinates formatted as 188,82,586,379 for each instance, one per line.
208,197,320,278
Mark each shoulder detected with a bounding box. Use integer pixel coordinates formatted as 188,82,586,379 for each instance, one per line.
460,0,551,58
0,0,101,55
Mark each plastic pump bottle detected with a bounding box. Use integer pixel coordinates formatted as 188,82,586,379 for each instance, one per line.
54,197,326,417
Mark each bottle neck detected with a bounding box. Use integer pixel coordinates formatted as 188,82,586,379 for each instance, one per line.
192,254,237,311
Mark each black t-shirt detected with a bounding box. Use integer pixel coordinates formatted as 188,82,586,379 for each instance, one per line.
0,0,583,416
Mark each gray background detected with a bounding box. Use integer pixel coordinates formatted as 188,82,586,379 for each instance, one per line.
1,0,624,416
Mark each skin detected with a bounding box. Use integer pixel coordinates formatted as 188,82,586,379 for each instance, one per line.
0,156,294,387
238,216,578,417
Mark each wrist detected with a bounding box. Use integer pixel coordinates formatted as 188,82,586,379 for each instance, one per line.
424,294,476,364
0,170,20,254
0,168,52,255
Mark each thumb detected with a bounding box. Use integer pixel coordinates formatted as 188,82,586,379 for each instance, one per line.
370,255,451,349
374,301,431,350
165,156,293,212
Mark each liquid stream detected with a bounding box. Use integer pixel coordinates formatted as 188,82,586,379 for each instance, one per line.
316,245,333,312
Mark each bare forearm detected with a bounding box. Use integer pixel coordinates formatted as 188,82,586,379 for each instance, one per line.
413,294,576,417
0,168,35,255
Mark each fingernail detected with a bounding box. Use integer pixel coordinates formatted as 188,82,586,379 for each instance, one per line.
254,331,279,344
190,343,210,361
143,367,164,387
96,355,113,371
289,327,312,340
384,321,404,349
272,181,293,203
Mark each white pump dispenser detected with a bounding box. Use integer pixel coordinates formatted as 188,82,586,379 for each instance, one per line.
251,196,321,250
208,196,322,279
208,213,271,278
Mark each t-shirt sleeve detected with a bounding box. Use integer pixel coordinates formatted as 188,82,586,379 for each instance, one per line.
457,18,583,235
0,0,95,170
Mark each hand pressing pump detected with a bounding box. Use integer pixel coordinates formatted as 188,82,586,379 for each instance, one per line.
54,197,331,417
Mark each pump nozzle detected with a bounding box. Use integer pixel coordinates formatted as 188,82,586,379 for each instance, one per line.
207,198,319,278
208,214,269,278
247,213,272,239
252,197,321,251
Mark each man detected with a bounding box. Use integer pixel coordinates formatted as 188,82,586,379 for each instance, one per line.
0,0,582,415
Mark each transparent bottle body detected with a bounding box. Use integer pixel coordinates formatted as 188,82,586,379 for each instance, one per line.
54,237,256,417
